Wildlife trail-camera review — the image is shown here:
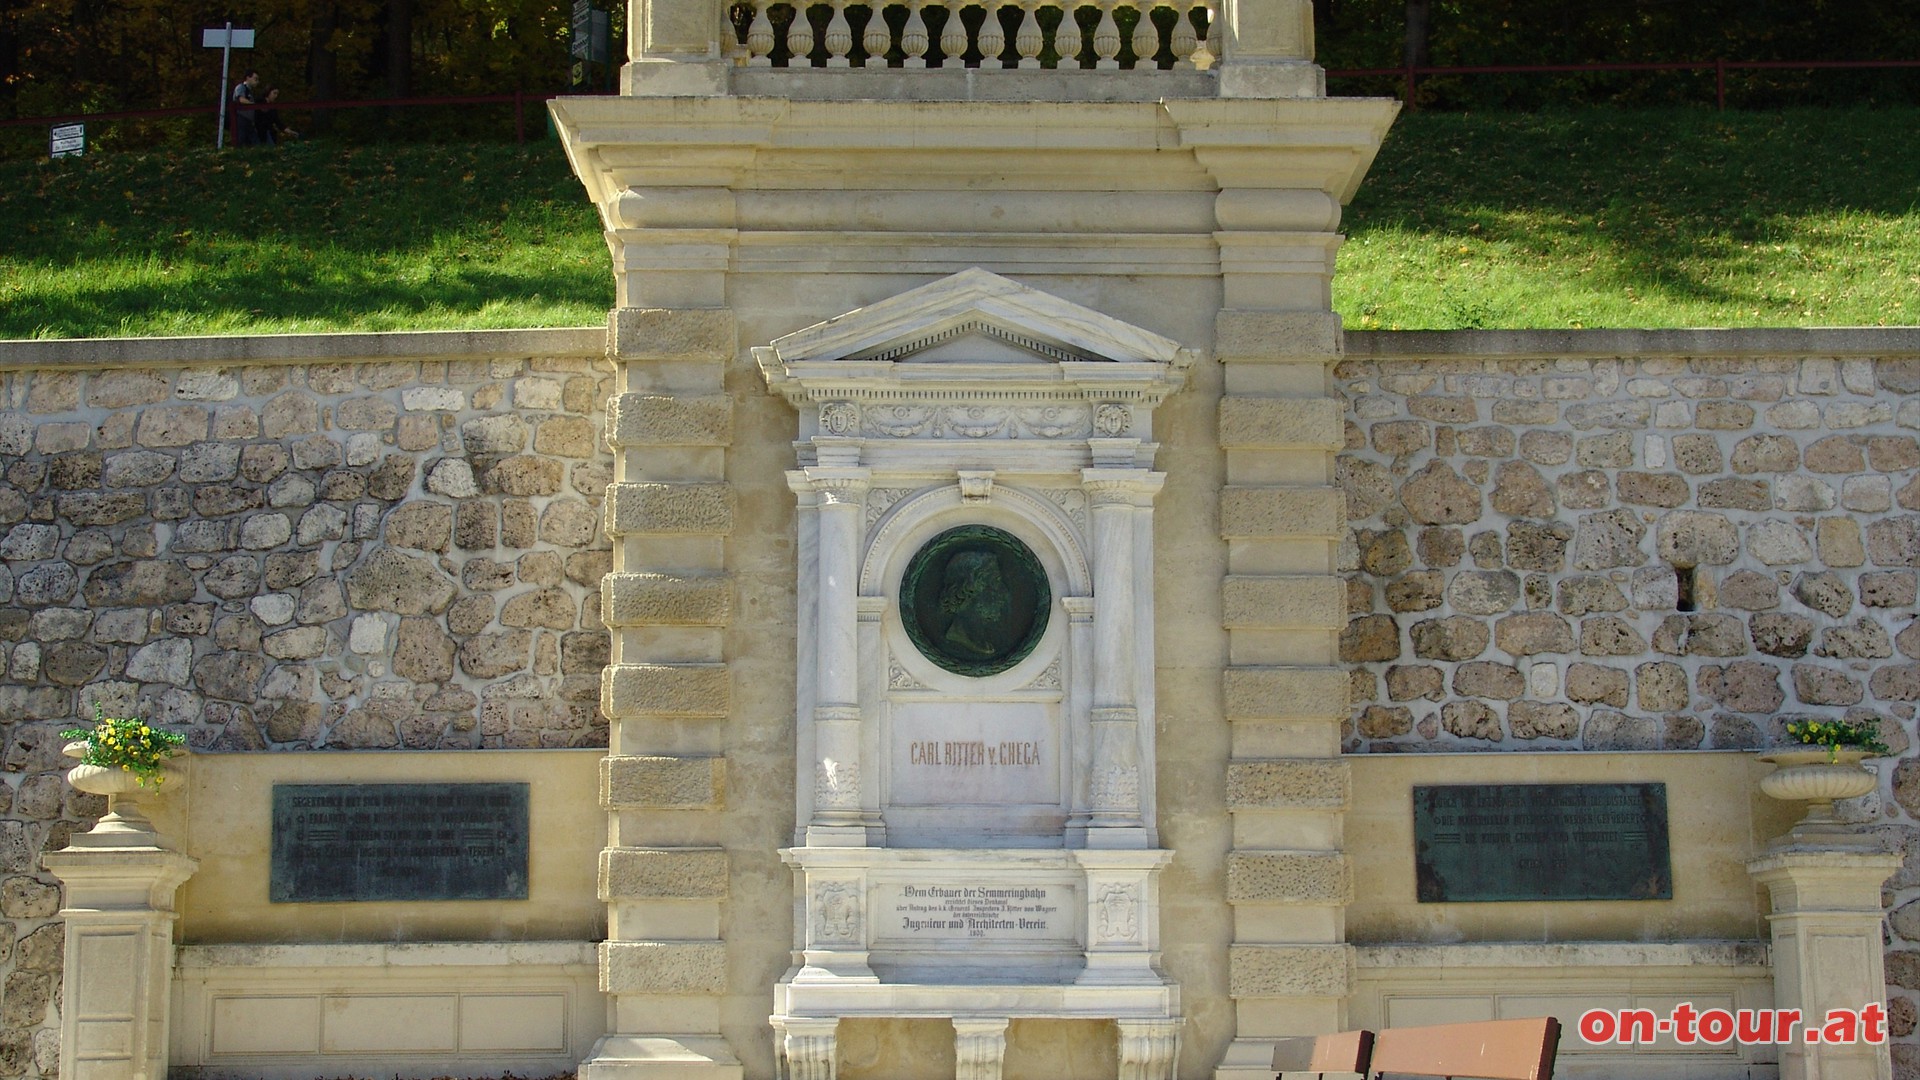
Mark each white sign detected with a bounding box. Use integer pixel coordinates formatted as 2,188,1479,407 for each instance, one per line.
49,123,84,158
202,27,255,48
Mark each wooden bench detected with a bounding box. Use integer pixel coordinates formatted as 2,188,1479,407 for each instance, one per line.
1273,1016,1560,1080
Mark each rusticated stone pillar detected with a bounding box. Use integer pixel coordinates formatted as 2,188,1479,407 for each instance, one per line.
584,307,743,1080
1212,310,1355,1080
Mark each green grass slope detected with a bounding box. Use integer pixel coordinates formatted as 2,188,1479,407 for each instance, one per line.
2,108,1918,338
0,141,612,339
1339,108,1920,329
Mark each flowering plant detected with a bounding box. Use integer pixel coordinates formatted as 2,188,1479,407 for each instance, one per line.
61,708,185,788
1784,717,1891,764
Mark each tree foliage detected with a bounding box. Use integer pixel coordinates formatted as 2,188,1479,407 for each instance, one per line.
1317,0,1920,108
1,0,624,122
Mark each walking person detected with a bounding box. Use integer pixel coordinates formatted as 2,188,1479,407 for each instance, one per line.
231,70,260,146
254,88,299,146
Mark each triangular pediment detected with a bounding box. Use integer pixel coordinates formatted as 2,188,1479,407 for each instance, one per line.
758,269,1192,372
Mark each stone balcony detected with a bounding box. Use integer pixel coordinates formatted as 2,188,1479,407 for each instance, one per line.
621,0,1323,98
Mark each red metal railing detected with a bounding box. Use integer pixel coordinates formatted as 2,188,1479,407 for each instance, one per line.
4,57,1918,142
0,89,606,143
1326,58,1920,110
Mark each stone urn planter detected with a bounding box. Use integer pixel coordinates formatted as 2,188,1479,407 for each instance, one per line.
1757,749,1879,845
62,740,183,849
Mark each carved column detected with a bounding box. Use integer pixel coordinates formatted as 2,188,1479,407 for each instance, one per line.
1084,467,1162,845
783,1017,839,1080
1116,1018,1182,1080
953,1018,1010,1080
803,462,870,843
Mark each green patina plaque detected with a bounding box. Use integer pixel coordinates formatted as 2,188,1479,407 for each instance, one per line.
271,783,529,903
900,525,1051,677
1413,783,1671,903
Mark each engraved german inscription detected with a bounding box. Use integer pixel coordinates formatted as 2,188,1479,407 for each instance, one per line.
270,783,530,903
873,881,1072,945
1413,782,1671,903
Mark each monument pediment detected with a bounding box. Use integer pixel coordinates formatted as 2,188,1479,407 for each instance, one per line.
757,268,1195,404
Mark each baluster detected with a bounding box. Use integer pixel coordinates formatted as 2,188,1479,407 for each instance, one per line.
1091,0,1121,68
787,3,816,65
938,2,968,65
1189,0,1215,69
1128,3,1159,69
863,1,895,65
746,2,776,64
1052,3,1084,68
975,1,1006,67
824,0,853,65
1169,0,1196,67
1015,0,1044,67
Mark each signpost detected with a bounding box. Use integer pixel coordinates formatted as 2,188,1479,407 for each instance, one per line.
202,22,256,149
49,123,84,159
570,0,611,89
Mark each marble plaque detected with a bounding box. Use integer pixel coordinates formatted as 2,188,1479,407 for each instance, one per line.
271,783,529,903
871,880,1075,948
888,701,1060,806
1413,783,1671,903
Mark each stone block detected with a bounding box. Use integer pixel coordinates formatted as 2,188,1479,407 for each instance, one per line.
1400,463,1481,525
1214,310,1342,360
1226,852,1352,904
607,482,735,536
1357,705,1412,738
1222,667,1347,720
604,663,730,718
1338,615,1398,663
602,754,726,809
1219,487,1344,540
600,847,729,900
610,394,735,447
1228,944,1351,998
1217,397,1343,450
1224,760,1350,810
599,941,727,995
603,573,734,627
1221,576,1344,630
611,308,736,361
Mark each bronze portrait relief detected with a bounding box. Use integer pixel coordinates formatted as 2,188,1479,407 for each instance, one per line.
899,525,1052,677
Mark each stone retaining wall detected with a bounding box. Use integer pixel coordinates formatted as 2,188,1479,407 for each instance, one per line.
1337,330,1920,1066
0,328,608,1077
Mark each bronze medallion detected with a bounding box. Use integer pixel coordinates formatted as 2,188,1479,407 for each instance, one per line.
899,525,1051,677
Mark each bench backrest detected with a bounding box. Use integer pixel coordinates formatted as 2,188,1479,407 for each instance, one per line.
1366,1017,1560,1080
1271,1030,1375,1073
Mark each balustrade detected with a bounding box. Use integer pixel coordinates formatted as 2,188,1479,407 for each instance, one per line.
725,0,1217,70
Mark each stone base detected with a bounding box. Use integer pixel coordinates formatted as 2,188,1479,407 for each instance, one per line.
577,1036,744,1080
1214,1037,1293,1080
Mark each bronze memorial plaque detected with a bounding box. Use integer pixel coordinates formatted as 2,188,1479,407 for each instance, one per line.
1413,783,1672,903
899,524,1051,677
271,783,529,902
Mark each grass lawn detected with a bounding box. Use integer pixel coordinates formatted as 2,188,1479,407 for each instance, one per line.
1337,107,1920,329
0,141,612,339
2,107,1918,338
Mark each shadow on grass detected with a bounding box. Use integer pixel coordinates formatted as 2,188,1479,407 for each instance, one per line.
0,140,612,338
1345,106,1920,313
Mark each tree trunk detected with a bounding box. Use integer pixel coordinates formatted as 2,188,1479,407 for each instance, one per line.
385,0,412,100
1403,0,1430,70
308,2,338,133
